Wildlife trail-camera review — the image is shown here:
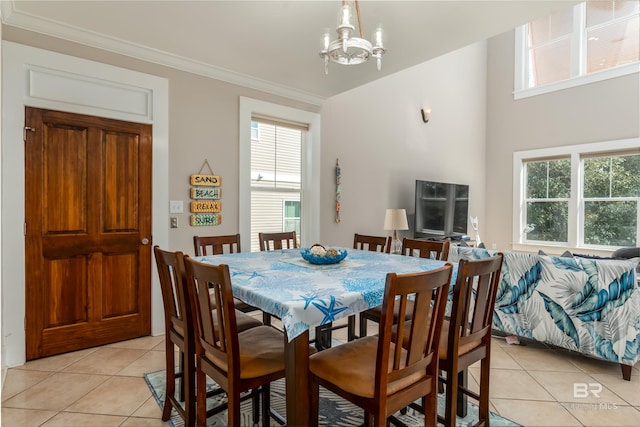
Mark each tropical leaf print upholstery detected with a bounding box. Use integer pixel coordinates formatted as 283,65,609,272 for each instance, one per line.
448,246,640,367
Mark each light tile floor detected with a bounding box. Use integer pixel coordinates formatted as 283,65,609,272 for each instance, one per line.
2,318,639,426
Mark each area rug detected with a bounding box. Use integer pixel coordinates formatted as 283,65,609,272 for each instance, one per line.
144,369,521,426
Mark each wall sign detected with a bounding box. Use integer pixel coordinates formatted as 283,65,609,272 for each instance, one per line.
189,174,221,186
190,200,221,213
190,160,222,226
190,187,221,200
190,213,221,226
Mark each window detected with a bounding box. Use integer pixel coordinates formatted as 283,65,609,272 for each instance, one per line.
515,0,640,98
583,154,640,245
513,138,640,249
239,97,321,253
249,119,303,252
524,158,571,242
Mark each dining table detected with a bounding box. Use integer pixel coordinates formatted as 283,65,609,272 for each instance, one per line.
196,247,455,426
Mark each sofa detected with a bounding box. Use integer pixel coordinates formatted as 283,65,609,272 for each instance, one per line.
447,246,640,380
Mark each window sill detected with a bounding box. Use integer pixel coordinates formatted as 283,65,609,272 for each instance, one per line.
510,243,615,257
514,62,640,100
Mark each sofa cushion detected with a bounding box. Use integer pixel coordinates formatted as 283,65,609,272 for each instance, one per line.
611,247,640,259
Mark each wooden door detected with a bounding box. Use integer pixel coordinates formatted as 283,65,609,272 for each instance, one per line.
25,107,152,360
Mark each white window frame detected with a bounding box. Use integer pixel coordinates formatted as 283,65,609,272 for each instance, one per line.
239,97,320,251
512,138,639,253
514,2,640,100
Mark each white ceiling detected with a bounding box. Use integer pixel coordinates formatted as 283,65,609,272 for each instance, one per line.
1,1,578,104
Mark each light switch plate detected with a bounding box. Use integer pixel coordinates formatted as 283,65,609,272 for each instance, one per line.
169,200,183,213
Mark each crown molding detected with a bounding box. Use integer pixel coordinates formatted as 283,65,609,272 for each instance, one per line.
0,1,325,106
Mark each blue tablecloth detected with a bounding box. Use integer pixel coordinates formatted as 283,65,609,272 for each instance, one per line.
196,248,454,342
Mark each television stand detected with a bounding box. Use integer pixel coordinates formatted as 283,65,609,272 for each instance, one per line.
415,236,476,247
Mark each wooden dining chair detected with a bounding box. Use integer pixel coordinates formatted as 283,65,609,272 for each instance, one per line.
358,238,450,339
183,257,295,427
318,232,390,346
193,233,260,315
193,234,241,256
258,231,298,251
153,246,195,426
402,238,450,261
257,231,298,328
437,253,503,426
154,246,263,426
309,264,453,426
257,230,332,350
353,233,391,253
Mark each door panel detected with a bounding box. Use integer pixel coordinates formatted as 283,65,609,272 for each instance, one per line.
43,257,89,328
44,126,88,233
102,252,138,318
25,107,152,359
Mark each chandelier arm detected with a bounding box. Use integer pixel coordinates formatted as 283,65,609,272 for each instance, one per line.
355,0,364,39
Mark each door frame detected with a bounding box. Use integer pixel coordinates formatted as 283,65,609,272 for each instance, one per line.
2,41,169,367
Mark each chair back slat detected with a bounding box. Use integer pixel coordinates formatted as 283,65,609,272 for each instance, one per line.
353,233,391,253
451,254,503,349
376,265,452,397
184,257,240,375
402,238,450,261
258,231,298,251
193,234,241,256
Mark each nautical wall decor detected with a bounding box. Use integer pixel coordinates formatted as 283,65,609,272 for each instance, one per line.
190,159,222,226
335,158,341,223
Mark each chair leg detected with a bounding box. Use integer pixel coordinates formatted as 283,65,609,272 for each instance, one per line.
347,314,357,341
261,384,271,427
227,390,241,427
315,324,332,351
443,367,459,427
195,360,208,427
162,339,174,421
263,312,272,326
478,359,491,426
252,388,260,425
309,380,320,427
183,350,195,427
359,313,368,339
178,350,185,402
423,392,437,427
457,369,468,418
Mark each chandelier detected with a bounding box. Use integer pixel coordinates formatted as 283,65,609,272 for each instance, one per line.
319,0,386,75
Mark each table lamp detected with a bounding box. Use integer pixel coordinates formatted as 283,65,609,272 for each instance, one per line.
384,208,409,254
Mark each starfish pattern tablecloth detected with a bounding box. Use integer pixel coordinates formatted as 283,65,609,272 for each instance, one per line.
196,248,455,341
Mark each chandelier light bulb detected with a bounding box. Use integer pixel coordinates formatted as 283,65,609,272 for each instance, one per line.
375,27,383,48
340,4,351,27
323,32,330,50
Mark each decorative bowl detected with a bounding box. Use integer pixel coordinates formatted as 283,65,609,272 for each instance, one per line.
301,248,348,265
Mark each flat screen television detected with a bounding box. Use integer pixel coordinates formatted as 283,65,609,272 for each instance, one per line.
414,180,469,240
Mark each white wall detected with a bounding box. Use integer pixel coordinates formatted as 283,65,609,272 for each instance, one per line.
1,42,169,367
485,30,640,252
320,41,488,247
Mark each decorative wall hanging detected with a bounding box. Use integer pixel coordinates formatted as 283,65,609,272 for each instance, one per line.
335,159,341,223
190,159,222,226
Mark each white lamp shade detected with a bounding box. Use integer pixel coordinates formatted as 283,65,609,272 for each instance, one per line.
383,209,409,231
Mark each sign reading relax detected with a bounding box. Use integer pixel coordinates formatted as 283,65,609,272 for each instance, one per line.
190,200,221,213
